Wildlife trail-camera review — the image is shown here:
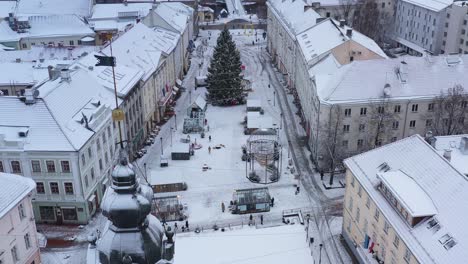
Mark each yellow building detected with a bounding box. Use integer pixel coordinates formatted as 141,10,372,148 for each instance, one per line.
342,134,468,264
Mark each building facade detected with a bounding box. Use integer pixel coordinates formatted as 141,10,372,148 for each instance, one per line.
342,135,468,264
393,0,452,55
0,173,41,264
0,69,118,224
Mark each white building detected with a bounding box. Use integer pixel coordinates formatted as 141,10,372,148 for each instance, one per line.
89,3,153,44
0,172,41,264
0,14,96,50
432,134,468,176
0,62,49,96
0,69,118,224
442,1,468,54
393,0,453,55
15,0,93,17
266,0,322,88
143,2,194,76
343,134,468,264
309,54,468,169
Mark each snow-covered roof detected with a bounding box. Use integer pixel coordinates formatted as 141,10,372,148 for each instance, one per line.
152,26,179,54
318,55,468,103
433,134,468,177
267,0,321,37
0,173,36,219
102,23,162,81
37,69,117,150
344,135,468,264
153,2,192,34
198,5,214,13
0,96,74,151
247,112,277,129
0,46,99,63
174,224,313,264
91,3,152,20
402,0,453,12
192,95,206,110
15,0,92,17
247,98,261,108
297,19,386,65
0,1,16,18
75,51,144,98
0,62,48,86
0,14,95,43
379,170,437,217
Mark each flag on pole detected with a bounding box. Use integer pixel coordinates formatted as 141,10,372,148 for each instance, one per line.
94,55,116,67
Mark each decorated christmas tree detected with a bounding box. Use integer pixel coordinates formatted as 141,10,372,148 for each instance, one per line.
206,28,244,105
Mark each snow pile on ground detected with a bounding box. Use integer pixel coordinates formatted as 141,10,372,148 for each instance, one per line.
174,224,313,264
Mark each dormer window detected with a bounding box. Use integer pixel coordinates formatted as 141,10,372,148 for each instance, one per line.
378,170,437,227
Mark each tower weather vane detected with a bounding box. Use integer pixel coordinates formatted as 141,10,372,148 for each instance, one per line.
94,34,125,150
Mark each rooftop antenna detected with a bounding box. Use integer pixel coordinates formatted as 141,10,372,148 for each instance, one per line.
94,34,125,151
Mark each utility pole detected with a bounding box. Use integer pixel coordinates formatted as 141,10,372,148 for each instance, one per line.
174,113,177,130
170,127,173,147
319,243,323,264
160,137,163,155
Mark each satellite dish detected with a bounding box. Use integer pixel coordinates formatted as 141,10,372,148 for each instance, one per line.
33,89,40,98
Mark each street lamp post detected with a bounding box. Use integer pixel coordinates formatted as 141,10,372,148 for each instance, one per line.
170,127,173,147
160,137,163,155
319,243,323,264
273,90,276,106
174,114,177,130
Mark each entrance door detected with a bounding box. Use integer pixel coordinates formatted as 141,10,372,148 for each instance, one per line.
94,191,100,209
55,207,63,225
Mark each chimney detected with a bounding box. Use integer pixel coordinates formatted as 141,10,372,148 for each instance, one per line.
304,5,312,12
346,29,353,37
443,149,452,161
339,19,346,28
460,137,468,155
424,131,437,147
48,65,54,80
60,68,71,82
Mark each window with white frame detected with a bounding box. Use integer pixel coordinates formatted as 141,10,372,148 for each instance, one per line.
24,233,31,249
46,160,56,173
11,161,22,173
11,245,19,262
358,186,362,197
61,161,70,173
356,207,360,223
374,209,380,221
64,182,74,195
384,221,390,234
393,235,400,248
31,160,41,173
18,203,26,220
348,197,353,212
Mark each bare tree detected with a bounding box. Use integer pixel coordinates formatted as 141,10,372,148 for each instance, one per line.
338,0,357,24
426,85,468,136
353,0,381,41
364,98,399,149
320,105,348,185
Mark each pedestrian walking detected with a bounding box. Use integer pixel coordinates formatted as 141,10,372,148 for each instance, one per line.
174,222,178,231
248,214,253,226
271,197,275,207
295,186,300,195
209,135,212,142
207,125,210,131
260,215,264,225
208,146,211,154
185,220,189,229
221,202,225,213
204,118,208,126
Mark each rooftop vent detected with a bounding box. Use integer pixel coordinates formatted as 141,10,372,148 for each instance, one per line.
346,29,352,37
459,137,468,154
383,83,391,97
339,19,346,28
446,55,461,66
377,162,391,172
60,69,71,82
426,217,441,233
443,149,452,161
18,128,29,138
439,234,457,250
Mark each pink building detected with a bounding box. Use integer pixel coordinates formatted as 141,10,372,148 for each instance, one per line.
0,173,41,264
